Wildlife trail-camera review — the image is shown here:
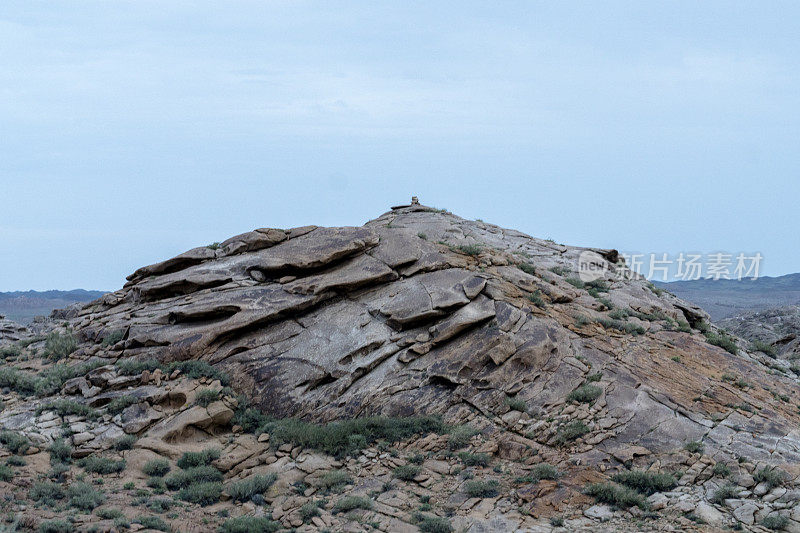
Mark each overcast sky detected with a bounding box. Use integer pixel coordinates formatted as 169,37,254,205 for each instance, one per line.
1,1,799,290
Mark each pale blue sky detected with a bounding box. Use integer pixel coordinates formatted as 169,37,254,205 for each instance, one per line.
1,2,798,290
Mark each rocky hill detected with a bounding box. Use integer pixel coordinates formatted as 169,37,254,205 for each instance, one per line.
655,274,800,321
719,306,800,361
0,290,106,324
1,200,800,532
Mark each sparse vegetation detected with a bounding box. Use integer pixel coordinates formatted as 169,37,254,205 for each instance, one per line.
176,448,220,469
413,513,454,533
48,438,72,463
713,462,731,477
750,340,777,357
448,425,478,450
43,331,78,361
30,481,65,506
530,463,559,480
318,469,352,491
527,291,546,308
754,466,786,489
38,520,74,533
67,481,106,511
761,514,790,531
78,456,126,474
554,421,589,446
458,452,489,467
393,464,422,480
464,479,499,498
134,516,171,532
584,482,649,510
114,434,137,451
101,330,125,347
517,263,536,275
611,470,676,495
332,495,373,513
106,395,138,415
0,431,30,455
177,481,223,505
195,388,221,407
711,483,739,504
218,516,282,533
226,474,277,502
505,396,527,412
567,384,602,404
684,441,704,454
164,465,223,490
704,330,738,355
143,459,171,477
37,399,98,419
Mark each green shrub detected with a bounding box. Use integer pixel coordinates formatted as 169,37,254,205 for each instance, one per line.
177,481,222,505
37,399,98,419
550,517,565,527
453,244,481,256
393,464,422,480
407,452,425,465
505,396,527,412
584,482,649,510
147,477,166,491
101,330,125,347
195,388,221,407
96,507,124,519
0,344,21,359
755,466,786,489
78,456,126,474
318,469,352,491
176,448,220,469
457,452,489,467
44,331,78,361
164,465,223,490
413,513,454,533
332,495,373,513
750,340,777,357
761,514,790,531
611,470,676,495
0,463,14,482
218,516,282,533
134,515,171,532
527,291,546,308
115,358,163,376
226,474,277,502
38,520,74,533
704,331,738,355
30,481,65,505
684,441,704,454
67,481,106,511
5,455,25,466
300,501,321,522
232,407,271,433
0,431,30,454
531,463,559,480
106,395,138,415
264,415,445,457
518,262,536,275
34,360,105,397
710,483,739,504
565,278,585,289
0,367,37,396
114,435,137,451
142,459,171,477
713,462,731,477
168,360,229,385
447,425,478,450
48,438,72,463
567,385,602,404
549,266,570,276
464,479,499,498
586,372,602,383
554,421,590,447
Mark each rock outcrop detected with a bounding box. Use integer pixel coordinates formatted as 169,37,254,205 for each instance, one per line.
2,201,800,532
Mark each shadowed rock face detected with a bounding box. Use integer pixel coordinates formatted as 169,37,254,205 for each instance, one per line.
69,203,800,468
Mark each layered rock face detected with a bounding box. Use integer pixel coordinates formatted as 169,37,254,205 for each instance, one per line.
720,305,800,360
3,202,800,531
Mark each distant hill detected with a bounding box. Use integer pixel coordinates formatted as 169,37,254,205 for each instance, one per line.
654,273,800,321
0,290,106,324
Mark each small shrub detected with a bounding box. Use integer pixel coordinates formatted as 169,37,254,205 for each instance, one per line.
565,278,585,289
30,481,65,505
106,395,138,415
115,358,163,376
711,483,739,504
0,344,21,359
464,479,499,498
300,501,321,522
611,470,676,495
226,474,277,502
527,291,546,308
755,466,786,489
44,331,78,361
0,464,14,482
176,448,220,469
505,396,527,412
567,385,602,404
114,434,137,451
761,514,790,531
574,315,590,327
585,372,602,383
457,452,489,467
177,481,222,505
584,482,649,510
6,455,25,466
134,515,171,532
417,233,428,240
101,330,125,347
447,425,478,450
195,388,221,407
393,464,422,480
453,244,481,256
146,498,172,513
414,513,453,533
0,431,30,454
407,452,424,465
704,331,738,355
684,441,704,454
318,469,352,491
713,462,731,477
749,340,776,357
531,463,559,480
142,459,171,477
48,438,72,463
164,465,223,490
78,456,126,474
518,263,536,275
38,520,74,533
96,507,124,519
550,517,565,527
67,481,106,511
554,421,590,447
332,495,373,513
218,516,282,533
